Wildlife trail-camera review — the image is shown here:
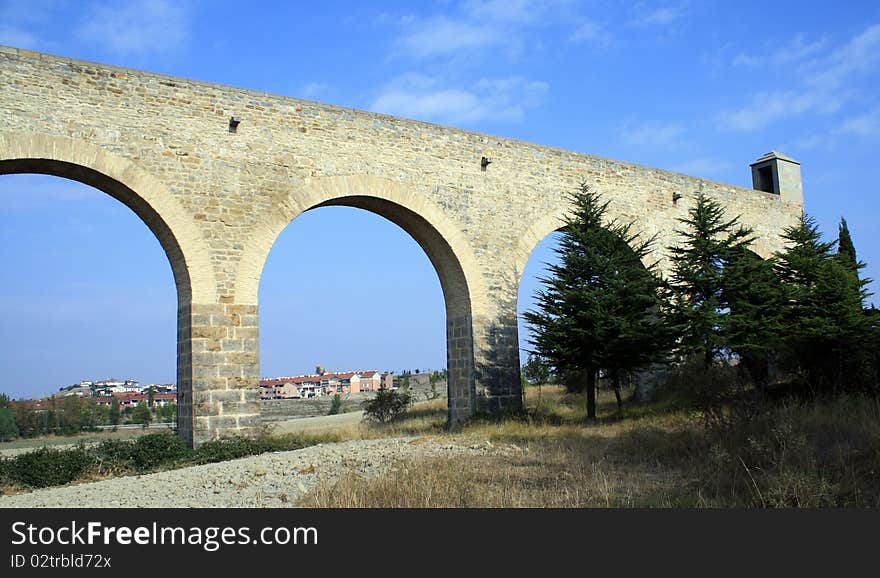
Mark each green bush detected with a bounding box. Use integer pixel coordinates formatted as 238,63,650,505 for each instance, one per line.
130,432,189,470
194,436,287,464
362,388,413,423
0,407,19,441
328,394,342,416
93,439,138,471
5,446,93,488
1,431,335,492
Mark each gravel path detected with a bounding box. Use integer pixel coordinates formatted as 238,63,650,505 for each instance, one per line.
0,437,494,508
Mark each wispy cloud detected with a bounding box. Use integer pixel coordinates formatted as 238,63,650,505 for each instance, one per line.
0,26,38,48
670,157,735,180
0,0,67,49
805,24,880,89
733,34,828,68
839,108,880,137
376,2,564,125
75,0,189,56
397,16,507,59
568,19,613,47
462,0,545,25
300,83,330,100
628,2,689,28
718,24,880,131
719,90,848,132
0,175,101,211
370,73,548,124
392,1,591,60
618,121,686,147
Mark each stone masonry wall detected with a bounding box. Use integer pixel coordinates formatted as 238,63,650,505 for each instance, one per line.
0,47,803,445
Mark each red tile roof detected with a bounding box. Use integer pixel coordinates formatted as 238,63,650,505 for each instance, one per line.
260,371,381,387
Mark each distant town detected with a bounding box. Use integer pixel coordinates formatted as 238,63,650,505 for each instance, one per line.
54,378,177,409
259,368,393,400
9,366,425,405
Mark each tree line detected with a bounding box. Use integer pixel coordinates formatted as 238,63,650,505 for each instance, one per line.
523,183,879,420
0,393,177,441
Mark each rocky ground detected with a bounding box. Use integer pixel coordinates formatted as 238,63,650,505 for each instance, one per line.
0,436,494,508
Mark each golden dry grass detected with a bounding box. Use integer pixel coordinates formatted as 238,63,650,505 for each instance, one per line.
298,386,880,508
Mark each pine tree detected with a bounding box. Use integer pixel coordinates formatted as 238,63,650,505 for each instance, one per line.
723,248,785,389
668,192,754,369
775,214,872,392
523,184,669,418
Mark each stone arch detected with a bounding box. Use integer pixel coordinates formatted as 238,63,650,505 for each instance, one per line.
238,174,487,423
0,132,218,446
514,201,664,287
0,133,217,302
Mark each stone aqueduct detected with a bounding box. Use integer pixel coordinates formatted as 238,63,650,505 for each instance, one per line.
0,47,803,446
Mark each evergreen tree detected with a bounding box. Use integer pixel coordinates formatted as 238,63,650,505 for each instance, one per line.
836,217,858,274
110,397,120,426
722,248,785,389
775,214,872,392
523,184,669,418
668,192,754,369
327,394,342,415
0,407,18,441
131,401,152,427
521,354,551,387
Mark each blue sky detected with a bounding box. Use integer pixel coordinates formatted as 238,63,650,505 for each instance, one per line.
1,1,879,399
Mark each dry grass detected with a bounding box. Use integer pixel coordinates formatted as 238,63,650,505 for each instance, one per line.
298,386,880,508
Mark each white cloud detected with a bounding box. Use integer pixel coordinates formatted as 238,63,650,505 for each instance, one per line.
370,73,548,124
629,2,689,28
397,16,506,59
0,26,38,48
839,108,880,137
719,89,848,131
0,175,100,210
568,19,612,47
805,24,880,90
671,158,735,179
462,0,544,25
618,122,686,147
75,0,189,56
733,34,828,68
392,1,579,60
0,0,68,49
718,24,880,131
300,83,330,100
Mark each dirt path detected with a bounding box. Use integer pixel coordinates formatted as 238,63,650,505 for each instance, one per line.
266,410,366,435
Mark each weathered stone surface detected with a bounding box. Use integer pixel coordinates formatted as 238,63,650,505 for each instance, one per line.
0,47,802,447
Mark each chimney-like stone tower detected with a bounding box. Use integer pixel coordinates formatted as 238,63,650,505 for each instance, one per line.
750,151,803,204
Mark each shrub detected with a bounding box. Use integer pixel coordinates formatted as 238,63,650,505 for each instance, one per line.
92,438,142,473
362,388,413,423
0,407,19,441
5,446,93,488
130,432,189,471
194,436,271,464
328,394,342,416
131,402,152,427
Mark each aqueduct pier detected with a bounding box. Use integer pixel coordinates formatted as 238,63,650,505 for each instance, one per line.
0,46,802,446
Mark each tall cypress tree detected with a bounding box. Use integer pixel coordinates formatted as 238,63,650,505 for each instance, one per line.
524,184,669,419
668,192,754,369
836,217,858,274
